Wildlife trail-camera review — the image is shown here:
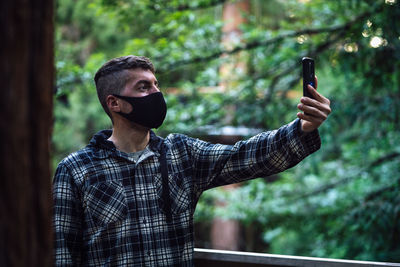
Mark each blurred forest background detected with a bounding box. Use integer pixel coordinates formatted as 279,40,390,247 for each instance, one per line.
53,0,400,262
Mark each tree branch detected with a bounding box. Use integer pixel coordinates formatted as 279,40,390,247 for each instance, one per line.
260,27,348,103
290,151,400,201
158,3,383,73
370,152,400,168
148,0,227,12
364,179,400,202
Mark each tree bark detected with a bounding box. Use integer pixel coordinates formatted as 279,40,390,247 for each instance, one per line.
0,0,54,266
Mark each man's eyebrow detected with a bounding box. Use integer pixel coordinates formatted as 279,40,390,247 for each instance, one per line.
133,79,158,87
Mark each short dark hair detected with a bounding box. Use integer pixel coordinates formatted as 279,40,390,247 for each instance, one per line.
94,55,155,119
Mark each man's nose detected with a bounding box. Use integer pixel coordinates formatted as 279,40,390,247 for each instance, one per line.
150,85,160,94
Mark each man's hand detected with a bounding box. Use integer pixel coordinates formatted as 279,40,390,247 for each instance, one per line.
297,76,331,132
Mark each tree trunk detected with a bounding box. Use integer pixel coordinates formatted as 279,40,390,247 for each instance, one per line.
0,0,54,266
211,0,250,251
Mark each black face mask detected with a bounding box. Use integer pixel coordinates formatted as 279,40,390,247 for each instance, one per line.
113,92,167,129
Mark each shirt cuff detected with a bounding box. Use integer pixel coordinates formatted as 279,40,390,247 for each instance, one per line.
290,118,321,159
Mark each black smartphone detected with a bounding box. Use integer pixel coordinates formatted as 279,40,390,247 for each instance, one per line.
302,57,315,99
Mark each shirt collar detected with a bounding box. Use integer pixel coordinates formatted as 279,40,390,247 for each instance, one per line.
88,129,164,159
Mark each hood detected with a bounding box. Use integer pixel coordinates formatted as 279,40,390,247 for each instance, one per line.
87,129,165,159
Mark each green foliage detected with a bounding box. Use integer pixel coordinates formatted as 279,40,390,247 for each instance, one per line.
54,0,400,262
53,53,112,167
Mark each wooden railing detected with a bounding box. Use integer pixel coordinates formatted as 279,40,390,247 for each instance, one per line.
194,248,400,267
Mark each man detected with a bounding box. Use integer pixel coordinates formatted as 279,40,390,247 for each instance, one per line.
53,55,331,266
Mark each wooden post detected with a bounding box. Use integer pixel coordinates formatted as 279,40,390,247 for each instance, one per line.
0,0,54,266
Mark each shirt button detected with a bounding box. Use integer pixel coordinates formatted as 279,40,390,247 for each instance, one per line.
142,218,147,224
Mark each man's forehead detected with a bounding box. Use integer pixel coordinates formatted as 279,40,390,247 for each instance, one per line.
125,68,156,82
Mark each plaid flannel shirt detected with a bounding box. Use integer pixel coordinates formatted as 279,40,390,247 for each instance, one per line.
53,118,321,266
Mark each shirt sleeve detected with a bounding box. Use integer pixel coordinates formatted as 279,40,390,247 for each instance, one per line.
187,119,321,193
53,162,82,266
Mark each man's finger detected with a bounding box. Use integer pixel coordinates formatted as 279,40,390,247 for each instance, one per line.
307,85,329,104
307,84,320,99
314,75,318,89
297,113,323,132
300,96,331,115
298,112,323,123
298,103,328,120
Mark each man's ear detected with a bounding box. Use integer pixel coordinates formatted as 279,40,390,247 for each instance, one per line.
106,95,121,113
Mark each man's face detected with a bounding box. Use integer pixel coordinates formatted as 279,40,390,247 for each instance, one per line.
120,68,160,98
118,68,160,113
